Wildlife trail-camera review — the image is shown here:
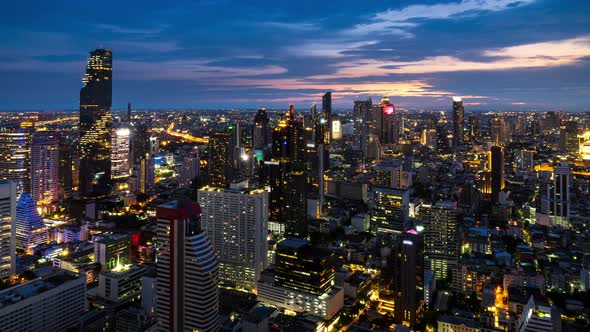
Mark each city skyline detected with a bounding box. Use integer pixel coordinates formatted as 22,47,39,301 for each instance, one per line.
0,0,589,111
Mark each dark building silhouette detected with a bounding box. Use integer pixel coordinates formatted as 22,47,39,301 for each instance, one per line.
208,129,233,187
322,92,332,143
253,108,271,150
452,96,465,147
79,48,113,197
491,146,505,202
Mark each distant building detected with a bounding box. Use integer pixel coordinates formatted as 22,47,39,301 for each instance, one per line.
370,187,409,234
0,181,16,279
452,96,465,147
111,127,131,179
156,199,219,332
0,125,33,195
540,162,571,228
0,270,86,331
30,134,59,209
94,233,131,271
253,108,271,150
96,264,148,303
208,130,233,187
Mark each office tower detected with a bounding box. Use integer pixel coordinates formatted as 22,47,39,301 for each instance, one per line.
322,92,332,143
179,154,199,189
127,102,132,123
111,127,131,180
374,159,412,189
257,238,343,320
132,156,155,193
94,233,131,271
132,123,150,162
253,108,271,150
489,115,510,146
0,181,16,279
436,121,450,154
15,193,47,252
424,201,458,280
468,114,480,143
208,129,233,187
491,146,505,202
393,234,418,326
79,48,113,197
515,150,535,174
58,133,74,201
560,120,579,155
452,96,465,147
198,183,268,292
156,199,219,332
370,187,410,234
516,295,562,332
0,125,33,195
0,270,86,331
353,99,373,159
542,162,571,228
30,134,59,209
96,264,148,303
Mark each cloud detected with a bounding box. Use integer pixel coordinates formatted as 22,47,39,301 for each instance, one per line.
284,40,378,58
109,40,181,53
347,0,536,36
96,23,168,35
259,21,320,32
117,60,287,80
311,35,590,78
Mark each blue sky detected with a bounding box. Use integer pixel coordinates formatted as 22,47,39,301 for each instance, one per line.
0,0,589,111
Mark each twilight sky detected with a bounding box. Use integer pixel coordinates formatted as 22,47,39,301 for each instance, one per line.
1,0,589,111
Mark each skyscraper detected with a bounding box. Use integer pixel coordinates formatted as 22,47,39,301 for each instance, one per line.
15,193,48,253
491,146,505,202
30,134,59,209
79,48,113,197
353,99,373,160
541,162,571,228
424,201,458,280
370,187,410,234
560,120,579,155
198,182,268,292
253,108,271,150
0,181,16,279
452,96,465,147
0,125,33,195
322,92,332,143
111,127,131,179
393,234,418,326
156,199,219,332
208,129,233,187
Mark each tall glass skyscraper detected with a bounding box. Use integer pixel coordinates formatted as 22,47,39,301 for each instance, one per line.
15,193,47,253
452,96,465,147
79,48,113,197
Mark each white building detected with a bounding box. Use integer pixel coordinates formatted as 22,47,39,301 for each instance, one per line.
156,199,219,332
198,182,268,292
516,295,561,332
0,180,16,279
112,127,131,179
0,270,86,331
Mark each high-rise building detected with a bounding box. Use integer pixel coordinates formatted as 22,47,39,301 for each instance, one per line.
424,201,458,280
57,131,76,201
30,134,59,209
322,92,332,143
541,162,571,228
79,48,113,197
15,193,47,253
253,108,271,150
0,181,16,279
156,199,219,332
370,187,410,234
0,125,33,195
132,123,150,163
0,270,86,331
468,114,480,143
393,234,418,326
257,238,343,320
353,99,373,159
452,96,465,147
179,154,199,189
94,233,131,271
515,150,535,174
372,97,398,144
491,146,505,202
208,130,233,187
489,116,510,146
111,127,131,180
198,182,268,292
560,120,579,156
